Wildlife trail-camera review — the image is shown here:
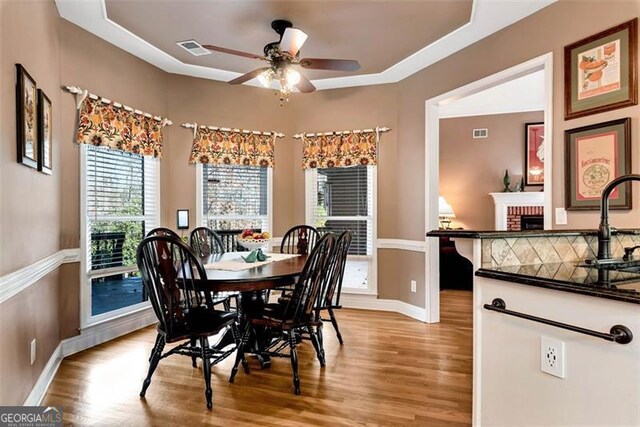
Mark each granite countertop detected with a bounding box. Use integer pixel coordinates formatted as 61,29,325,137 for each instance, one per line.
476,261,640,304
427,228,640,239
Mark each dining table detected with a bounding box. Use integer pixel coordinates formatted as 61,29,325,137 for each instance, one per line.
196,251,307,367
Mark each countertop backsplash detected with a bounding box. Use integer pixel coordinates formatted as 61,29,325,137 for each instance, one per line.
481,233,640,268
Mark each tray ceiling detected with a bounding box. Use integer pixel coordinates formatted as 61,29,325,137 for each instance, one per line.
55,0,556,90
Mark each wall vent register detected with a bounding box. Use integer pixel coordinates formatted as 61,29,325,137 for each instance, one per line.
472,128,488,139
176,39,212,56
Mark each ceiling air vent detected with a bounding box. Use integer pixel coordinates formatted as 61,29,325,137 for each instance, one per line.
176,40,211,57
472,128,488,139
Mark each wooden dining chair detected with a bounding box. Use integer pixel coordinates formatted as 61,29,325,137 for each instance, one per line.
280,225,320,255
214,228,261,252
190,227,225,258
146,227,181,240
316,230,352,345
137,235,240,409
190,227,240,312
229,233,336,395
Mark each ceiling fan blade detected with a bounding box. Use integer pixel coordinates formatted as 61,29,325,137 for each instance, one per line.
295,73,316,93
229,67,271,85
299,58,361,71
202,44,264,60
280,27,308,56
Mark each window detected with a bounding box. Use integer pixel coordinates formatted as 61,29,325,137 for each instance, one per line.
306,165,376,291
82,145,159,322
199,164,271,231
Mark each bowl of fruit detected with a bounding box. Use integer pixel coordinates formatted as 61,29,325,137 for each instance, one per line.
237,229,271,251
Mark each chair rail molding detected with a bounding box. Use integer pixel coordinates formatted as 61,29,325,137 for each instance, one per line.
377,239,426,252
0,248,81,304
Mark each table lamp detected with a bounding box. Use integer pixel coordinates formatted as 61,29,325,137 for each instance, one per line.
438,197,456,229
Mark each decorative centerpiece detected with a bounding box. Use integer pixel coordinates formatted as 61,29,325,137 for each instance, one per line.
237,229,271,251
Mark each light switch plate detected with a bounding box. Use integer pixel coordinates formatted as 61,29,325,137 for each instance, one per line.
555,207,568,225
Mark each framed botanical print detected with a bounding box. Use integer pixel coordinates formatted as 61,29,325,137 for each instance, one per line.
37,89,52,175
16,64,38,169
565,118,631,210
525,122,544,186
564,18,638,120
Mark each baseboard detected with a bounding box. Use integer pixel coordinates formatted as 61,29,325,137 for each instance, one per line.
23,343,64,406
63,307,157,357
340,294,427,322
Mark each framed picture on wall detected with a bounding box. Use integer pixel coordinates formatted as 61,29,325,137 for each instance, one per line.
37,89,52,175
525,122,544,186
16,64,38,169
565,118,631,211
564,18,638,120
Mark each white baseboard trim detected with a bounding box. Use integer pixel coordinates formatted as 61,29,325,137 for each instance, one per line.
23,307,157,406
340,294,427,322
23,343,64,406
0,248,80,305
376,239,426,252
63,307,157,357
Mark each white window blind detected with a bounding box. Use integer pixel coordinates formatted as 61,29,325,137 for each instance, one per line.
306,165,373,256
202,164,269,230
84,145,159,273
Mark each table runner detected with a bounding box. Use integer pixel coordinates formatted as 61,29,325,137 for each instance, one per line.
204,253,300,271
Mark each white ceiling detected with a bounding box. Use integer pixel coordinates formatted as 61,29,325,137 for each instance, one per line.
54,0,556,91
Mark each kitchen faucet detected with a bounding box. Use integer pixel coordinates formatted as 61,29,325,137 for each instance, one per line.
597,174,640,260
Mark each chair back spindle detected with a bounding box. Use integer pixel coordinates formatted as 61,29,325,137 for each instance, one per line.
321,230,352,309
190,227,225,258
281,225,320,255
284,233,336,324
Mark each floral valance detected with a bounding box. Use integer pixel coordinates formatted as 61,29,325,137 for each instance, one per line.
188,127,277,167
301,131,377,169
75,97,167,158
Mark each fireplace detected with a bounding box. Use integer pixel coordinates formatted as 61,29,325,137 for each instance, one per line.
522,215,544,230
490,192,545,231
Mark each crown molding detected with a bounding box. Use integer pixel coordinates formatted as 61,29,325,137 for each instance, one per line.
54,0,556,91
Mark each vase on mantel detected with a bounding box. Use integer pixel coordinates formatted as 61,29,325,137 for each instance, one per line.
502,170,512,192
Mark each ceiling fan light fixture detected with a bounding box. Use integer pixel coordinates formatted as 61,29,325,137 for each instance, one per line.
280,27,308,56
285,68,301,86
257,69,275,88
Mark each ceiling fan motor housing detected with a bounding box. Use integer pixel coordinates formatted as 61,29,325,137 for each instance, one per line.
271,19,293,37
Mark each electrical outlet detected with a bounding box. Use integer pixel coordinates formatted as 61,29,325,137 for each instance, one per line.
30,339,36,366
410,280,417,293
540,337,565,378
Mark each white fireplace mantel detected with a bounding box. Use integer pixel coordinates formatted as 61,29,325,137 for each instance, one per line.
489,192,544,230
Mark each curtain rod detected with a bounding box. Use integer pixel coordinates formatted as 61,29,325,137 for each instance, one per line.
292,126,390,139
63,85,173,125
181,122,285,138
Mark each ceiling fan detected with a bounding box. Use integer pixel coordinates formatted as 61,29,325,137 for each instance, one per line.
202,19,361,97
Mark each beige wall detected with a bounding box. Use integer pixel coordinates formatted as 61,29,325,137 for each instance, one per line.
0,0,63,406
440,111,544,230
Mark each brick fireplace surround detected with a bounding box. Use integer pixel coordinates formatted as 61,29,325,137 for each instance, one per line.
507,206,544,231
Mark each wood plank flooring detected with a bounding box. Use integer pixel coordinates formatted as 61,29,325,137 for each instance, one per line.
43,291,472,426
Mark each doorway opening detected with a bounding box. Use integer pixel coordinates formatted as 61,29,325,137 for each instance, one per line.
424,52,553,324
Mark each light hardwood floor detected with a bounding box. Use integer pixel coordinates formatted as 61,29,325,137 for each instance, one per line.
43,291,472,426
